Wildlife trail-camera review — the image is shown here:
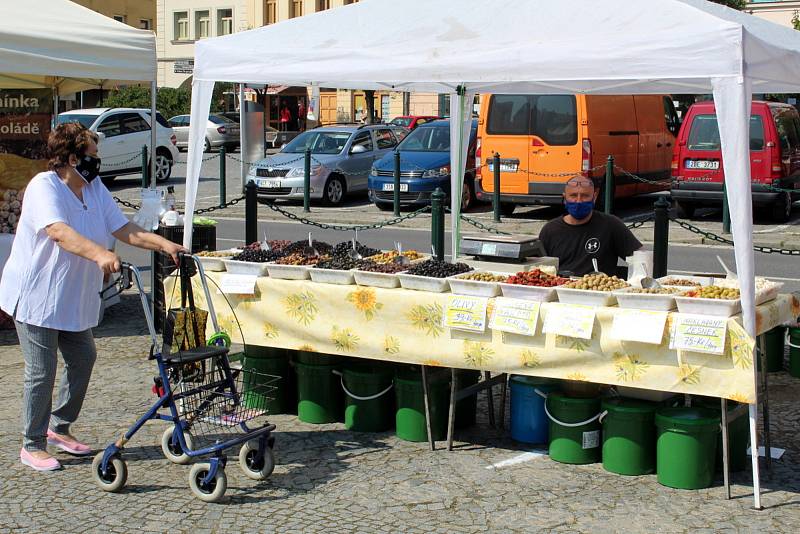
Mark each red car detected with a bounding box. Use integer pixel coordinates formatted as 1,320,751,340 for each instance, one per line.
388,115,440,131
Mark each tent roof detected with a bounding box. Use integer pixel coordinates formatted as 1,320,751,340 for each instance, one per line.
0,0,156,93
193,0,800,94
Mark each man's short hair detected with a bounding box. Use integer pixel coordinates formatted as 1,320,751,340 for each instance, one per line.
564,175,596,190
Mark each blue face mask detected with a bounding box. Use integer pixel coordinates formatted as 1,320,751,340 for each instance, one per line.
565,200,594,219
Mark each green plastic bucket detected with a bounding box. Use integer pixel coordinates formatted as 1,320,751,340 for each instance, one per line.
296,350,341,366
601,398,657,475
242,346,295,414
655,407,720,489
295,362,342,424
764,326,786,372
454,369,481,429
694,398,748,473
789,326,800,379
395,367,449,442
546,392,602,465
340,364,395,432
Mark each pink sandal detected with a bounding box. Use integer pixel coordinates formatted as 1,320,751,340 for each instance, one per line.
47,430,92,456
20,448,61,471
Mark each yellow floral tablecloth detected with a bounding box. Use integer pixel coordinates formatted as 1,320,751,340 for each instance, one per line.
165,274,800,403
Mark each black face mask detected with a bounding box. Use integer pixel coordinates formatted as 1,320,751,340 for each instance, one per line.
75,154,101,182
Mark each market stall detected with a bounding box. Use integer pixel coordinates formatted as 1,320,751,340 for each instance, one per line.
181,0,800,508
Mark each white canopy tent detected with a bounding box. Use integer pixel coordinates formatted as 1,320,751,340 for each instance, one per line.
185,0,800,507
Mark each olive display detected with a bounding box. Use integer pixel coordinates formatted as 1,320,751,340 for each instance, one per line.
367,250,424,264
283,239,334,256
276,253,331,266
627,287,681,295
405,259,472,278
506,269,569,287
563,273,629,291
315,256,359,270
354,260,409,274
230,247,284,263
197,250,235,258
457,272,508,283
331,241,381,259
266,240,292,252
682,286,740,300
660,277,700,287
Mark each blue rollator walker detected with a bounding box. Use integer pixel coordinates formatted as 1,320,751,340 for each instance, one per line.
91,254,278,502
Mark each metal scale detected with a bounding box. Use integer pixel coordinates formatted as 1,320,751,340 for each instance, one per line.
460,233,546,262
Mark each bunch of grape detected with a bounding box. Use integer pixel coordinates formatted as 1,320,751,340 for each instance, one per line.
506,269,569,287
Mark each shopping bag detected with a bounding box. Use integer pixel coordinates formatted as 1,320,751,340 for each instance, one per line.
162,256,208,381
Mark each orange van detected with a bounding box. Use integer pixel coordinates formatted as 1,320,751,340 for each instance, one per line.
475,94,679,214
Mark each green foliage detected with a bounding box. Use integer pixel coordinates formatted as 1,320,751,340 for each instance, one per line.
102,85,192,119
793,11,800,31
710,0,746,9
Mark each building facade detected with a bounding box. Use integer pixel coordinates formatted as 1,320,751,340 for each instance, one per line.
746,1,800,27
70,0,156,30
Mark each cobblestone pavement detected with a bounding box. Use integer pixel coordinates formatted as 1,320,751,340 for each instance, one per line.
1,294,799,533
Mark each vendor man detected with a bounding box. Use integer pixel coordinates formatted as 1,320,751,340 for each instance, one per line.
539,176,642,276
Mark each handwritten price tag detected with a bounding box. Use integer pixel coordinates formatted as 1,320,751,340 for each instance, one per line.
669,314,728,354
219,274,257,294
444,295,488,332
489,297,541,336
609,309,668,345
541,303,596,340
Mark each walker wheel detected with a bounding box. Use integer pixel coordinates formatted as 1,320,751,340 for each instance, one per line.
239,440,275,480
92,452,128,493
189,463,227,503
161,427,195,465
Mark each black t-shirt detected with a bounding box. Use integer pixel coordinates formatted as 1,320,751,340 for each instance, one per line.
539,211,642,276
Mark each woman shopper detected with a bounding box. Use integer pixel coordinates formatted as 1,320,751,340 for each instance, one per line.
0,123,186,471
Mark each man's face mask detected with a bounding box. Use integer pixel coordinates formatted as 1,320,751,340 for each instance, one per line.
75,154,101,183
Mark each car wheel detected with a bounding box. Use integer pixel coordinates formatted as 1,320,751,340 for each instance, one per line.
203,138,211,152
153,150,173,183
674,200,696,219
376,202,393,211
322,175,346,206
771,192,792,223
460,180,475,212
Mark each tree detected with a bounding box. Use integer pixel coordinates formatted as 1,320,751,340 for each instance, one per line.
102,85,191,119
793,11,800,31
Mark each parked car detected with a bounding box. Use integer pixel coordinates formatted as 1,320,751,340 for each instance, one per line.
475,94,678,215
56,108,179,185
388,115,439,131
368,119,478,211
671,100,800,222
248,124,407,205
168,114,240,152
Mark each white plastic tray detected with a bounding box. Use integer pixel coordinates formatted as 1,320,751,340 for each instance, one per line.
353,269,402,289
613,288,677,311
447,272,506,297
397,273,451,293
555,286,618,307
309,267,355,285
498,283,558,302
198,256,226,272
222,259,270,277
755,283,783,305
266,263,311,280
656,275,713,288
674,295,741,317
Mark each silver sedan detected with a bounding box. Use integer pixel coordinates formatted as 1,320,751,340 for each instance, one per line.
168,114,240,152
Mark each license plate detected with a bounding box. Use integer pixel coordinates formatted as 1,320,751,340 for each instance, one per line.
382,183,408,192
488,162,519,173
686,160,719,170
257,179,281,188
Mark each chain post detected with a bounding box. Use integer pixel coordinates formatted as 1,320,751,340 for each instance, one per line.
219,146,227,206
245,180,257,245
431,187,445,260
653,196,670,278
303,148,311,213
493,153,501,222
722,179,731,234
140,146,148,188
393,149,401,217
604,155,614,215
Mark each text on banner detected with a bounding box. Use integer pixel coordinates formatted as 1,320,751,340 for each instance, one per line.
489,297,541,336
443,294,489,332
218,274,258,295
541,303,596,340
669,314,728,355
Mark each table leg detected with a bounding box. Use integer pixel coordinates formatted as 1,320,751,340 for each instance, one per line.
748,402,762,510
484,371,495,428
499,373,508,431
721,398,730,500
421,366,435,451
447,368,457,452
758,335,772,470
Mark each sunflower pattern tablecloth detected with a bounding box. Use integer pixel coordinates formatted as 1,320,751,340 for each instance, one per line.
164,274,800,403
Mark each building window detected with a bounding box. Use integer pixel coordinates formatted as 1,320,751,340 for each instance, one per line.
196,10,211,39
344,0,359,4
174,11,189,40
217,9,233,35
139,19,151,30
113,15,126,23
265,0,277,24
317,0,332,10
291,0,304,18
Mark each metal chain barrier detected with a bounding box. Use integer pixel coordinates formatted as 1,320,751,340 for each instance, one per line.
194,195,246,215
113,196,141,211
670,216,800,256
172,153,221,166
261,201,432,232
104,151,145,170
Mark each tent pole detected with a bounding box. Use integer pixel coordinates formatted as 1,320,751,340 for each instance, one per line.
239,84,248,193
150,81,157,189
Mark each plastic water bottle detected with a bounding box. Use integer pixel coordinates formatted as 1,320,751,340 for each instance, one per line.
165,186,176,211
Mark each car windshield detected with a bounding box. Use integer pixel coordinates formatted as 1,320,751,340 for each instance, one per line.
56,114,96,129
687,114,765,151
282,131,351,154
390,117,412,127
397,126,450,152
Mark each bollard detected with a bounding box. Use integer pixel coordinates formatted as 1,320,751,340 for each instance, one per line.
722,179,731,234
493,153,501,222
394,149,401,217
604,155,615,215
303,148,311,213
219,145,227,206
431,188,445,261
141,145,149,188
653,196,670,278
245,180,257,245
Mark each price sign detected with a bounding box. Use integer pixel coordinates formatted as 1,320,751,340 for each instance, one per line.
219,274,257,294
542,303,596,340
670,314,728,354
489,297,541,336
609,309,668,345
444,295,488,332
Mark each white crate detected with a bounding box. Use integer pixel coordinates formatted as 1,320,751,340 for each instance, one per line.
613,288,677,311
674,295,741,317
266,263,311,280
498,283,558,302
397,273,451,293
353,269,402,289
309,267,356,285
447,272,506,297
555,286,618,307
222,259,270,277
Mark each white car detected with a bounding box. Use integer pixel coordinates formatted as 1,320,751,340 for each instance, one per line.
57,108,179,185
